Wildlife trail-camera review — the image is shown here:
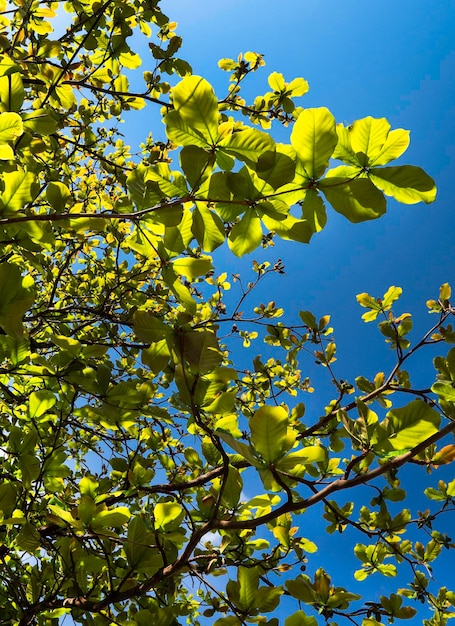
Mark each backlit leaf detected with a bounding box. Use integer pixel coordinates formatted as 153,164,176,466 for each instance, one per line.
291,107,337,178
384,399,440,451
321,174,386,222
0,111,23,143
349,117,391,167
250,405,288,463
172,75,219,144
369,165,436,204
228,210,262,256
218,127,275,168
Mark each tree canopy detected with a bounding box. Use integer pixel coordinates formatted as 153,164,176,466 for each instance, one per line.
0,2,454,626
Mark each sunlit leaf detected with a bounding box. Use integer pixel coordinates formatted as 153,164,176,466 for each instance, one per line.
250,405,288,463
369,165,436,204
171,75,219,144
228,210,262,256
218,127,275,168
321,173,386,222
291,107,337,178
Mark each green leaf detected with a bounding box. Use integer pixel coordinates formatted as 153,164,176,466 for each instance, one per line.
277,447,327,474
321,172,386,222
142,339,172,375
171,75,219,144
91,507,131,529
381,399,440,451
250,405,289,463
180,145,213,188
290,107,337,178
181,329,222,374
15,522,41,554
192,204,226,251
163,207,193,253
349,117,391,167
0,111,23,143
154,502,184,530
0,169,37,213
162,266,197,314
371,128,410,165
146,163,188,198
126,165,163,210
432,382,455,402
165,109,210,148
254,147,296,190
285,576,317,603
369,165,436,204
0,482,19,517
0,62,24,112
133,311,173,343
22,108,59,136
228,210,262,257
300,189,327,232
125,516,164,573
78,495,97,525
46,181,72,210
172,255,213,279
28,390,56,419
215,431,258,465
285,611,318,626
0,263,34,338
268,72,285,91
237,566,259,610
218,127,275,168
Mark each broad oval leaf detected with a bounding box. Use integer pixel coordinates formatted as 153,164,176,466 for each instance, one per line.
384,399,440,451
171,75,219,144
321,172,386,223
154,501,184,530
0,111,23,143
228,210,263,257
91,507,131,529
172,255,213,279
218,127,275,168
250,405,289,463
291,107,337,178
28,390,56,419
181,329,222,374
369,165,436,204
371,128,410,166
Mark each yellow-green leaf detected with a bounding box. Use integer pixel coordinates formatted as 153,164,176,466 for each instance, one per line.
91,507,131,529
0,169,37,213
349,117,391,167
171,75,219,144
371,128,410,165
172,255,213,279
29,390,56,419
369,165,436,204
0,111,23,143
321,174,386,223
385,399,440,451
228,210,262,257
291,107,337,178
218,127,275,168
154,502,184,530
250,405,289,463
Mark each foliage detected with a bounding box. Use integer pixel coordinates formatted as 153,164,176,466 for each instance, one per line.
0,2,453,626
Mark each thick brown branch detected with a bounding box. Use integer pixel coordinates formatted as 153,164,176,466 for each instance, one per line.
215,418,455,531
